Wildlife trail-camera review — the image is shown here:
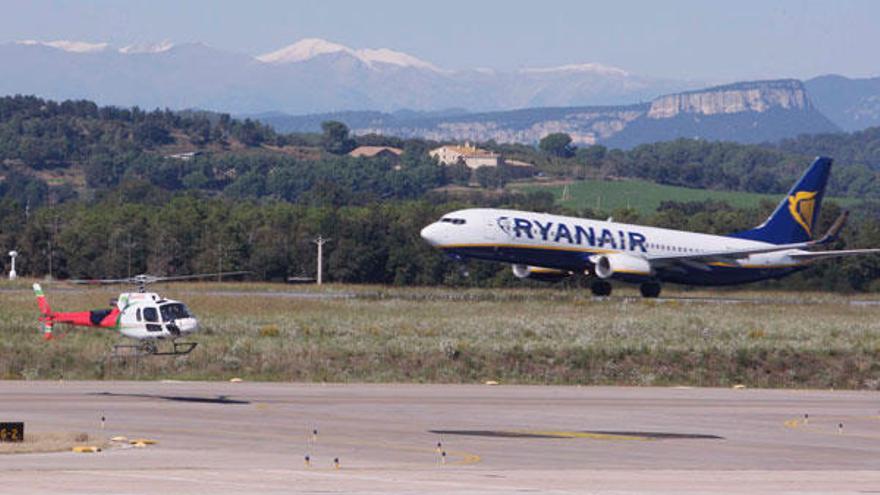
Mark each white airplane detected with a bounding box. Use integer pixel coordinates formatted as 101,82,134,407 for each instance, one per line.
420,157,880,297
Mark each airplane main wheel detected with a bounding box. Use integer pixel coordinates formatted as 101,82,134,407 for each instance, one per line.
640,282,662,298
590,280,612,297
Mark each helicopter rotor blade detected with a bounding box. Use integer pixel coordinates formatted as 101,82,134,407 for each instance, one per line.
68,278,132,285
145,271,251,283
67,271,250,287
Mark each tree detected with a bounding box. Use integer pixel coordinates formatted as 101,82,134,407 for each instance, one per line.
539,133,575,158
320,121,356,155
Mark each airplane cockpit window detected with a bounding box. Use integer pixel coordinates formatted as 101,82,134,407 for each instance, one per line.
160,303,192,321
440,218,466,225
143,307,159,322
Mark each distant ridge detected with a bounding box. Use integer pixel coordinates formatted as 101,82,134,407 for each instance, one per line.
256,79,840,148
0,37,873,134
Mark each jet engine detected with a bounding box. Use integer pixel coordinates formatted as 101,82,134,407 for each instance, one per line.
592,254,653,279
511,264,572,282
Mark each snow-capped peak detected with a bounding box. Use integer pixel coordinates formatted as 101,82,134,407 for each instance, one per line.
256,38,441,71
356,48,439,71
520,63,630,77
256,38,353,64
119,40,175,54
16,39,109,53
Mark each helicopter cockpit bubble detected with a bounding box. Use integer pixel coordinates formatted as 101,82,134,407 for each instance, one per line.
160,303,192,322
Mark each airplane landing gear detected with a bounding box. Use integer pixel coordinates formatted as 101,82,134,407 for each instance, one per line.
640,282,662,298
590,280,612,297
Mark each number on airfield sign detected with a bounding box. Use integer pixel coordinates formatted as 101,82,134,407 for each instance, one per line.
0,422,24,442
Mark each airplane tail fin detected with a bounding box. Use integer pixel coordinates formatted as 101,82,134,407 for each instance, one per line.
33,283,54,340
730,157,832,244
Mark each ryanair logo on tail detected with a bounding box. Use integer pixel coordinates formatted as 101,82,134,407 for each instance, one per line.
788,191,817,236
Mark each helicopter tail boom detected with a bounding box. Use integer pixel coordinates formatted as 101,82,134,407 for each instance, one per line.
32,284,121,340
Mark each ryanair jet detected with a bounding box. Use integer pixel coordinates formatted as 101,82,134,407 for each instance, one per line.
420,157,880,297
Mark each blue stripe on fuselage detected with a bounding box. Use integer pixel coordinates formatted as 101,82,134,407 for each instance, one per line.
442,244,803,287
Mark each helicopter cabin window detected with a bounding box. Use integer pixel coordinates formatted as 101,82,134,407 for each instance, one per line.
143,307,159,322
136,308,142,322
160,303,191,322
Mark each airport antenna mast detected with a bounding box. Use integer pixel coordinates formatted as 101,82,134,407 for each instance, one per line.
8,250,18,280
312,236,331,285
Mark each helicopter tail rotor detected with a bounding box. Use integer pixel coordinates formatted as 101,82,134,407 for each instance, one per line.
33,284,52,315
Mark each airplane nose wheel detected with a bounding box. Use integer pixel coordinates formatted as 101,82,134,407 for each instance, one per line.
640,282,662,298
590,280,612,297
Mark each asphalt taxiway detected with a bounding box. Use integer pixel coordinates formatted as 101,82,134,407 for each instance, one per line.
3,381,880,493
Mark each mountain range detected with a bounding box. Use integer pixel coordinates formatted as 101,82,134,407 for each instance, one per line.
0,37,698,114
0,37,877,146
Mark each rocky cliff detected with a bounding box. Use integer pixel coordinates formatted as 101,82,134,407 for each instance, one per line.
647,80,809,118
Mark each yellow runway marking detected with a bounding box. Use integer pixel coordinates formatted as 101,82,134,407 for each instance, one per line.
783,419,801,429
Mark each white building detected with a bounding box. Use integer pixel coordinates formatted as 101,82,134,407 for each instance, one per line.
429,143,499,169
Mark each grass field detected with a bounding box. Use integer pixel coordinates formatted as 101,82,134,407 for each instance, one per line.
0,432,105,455
509,179,859,214
2,280,880,389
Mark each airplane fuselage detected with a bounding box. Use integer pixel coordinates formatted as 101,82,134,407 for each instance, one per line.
420,208,809,286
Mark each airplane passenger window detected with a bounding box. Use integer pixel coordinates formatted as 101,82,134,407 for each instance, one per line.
143,307,158,322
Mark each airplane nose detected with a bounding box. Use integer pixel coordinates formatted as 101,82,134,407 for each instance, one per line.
420,223,441,246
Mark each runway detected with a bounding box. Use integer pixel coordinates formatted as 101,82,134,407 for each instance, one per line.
3,382,880,493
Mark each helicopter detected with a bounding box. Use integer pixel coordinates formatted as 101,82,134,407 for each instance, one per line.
33,272,247,357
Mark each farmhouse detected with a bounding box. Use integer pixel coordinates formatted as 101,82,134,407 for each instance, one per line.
429,143,500,169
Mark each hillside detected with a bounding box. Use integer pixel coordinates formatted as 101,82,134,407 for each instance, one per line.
805,75,880,132
510,178,858,215
3,95,880,215
0,95,447,208
262,80,840,148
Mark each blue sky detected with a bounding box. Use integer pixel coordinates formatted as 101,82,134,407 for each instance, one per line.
1,0,877,80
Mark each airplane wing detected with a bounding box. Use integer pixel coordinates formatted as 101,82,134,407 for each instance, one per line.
647,211,852,265
789,249,880,261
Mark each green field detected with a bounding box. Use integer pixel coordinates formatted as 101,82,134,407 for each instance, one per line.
510,179,858,214
2,280,880,389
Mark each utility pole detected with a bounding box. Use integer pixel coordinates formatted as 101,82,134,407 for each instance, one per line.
217,241,224,282
312,236,330,285
123,233,134,279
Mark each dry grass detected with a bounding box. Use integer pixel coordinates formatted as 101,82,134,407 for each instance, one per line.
2,279,880,388
0,432,106,454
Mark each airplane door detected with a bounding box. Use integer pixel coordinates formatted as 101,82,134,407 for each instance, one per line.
489,216,512,241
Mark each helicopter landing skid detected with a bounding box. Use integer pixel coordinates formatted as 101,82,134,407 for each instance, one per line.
111,341,198,358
